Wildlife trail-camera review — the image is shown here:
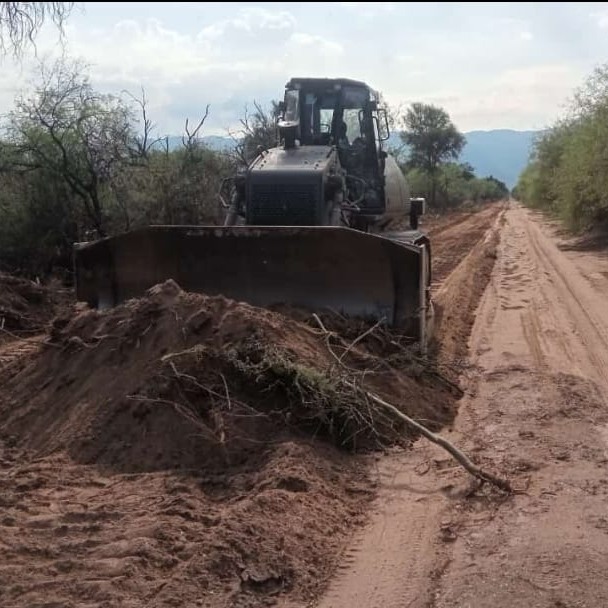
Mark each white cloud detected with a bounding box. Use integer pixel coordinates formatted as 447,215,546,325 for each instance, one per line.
591,8,608,28
495,64,578,89
200,7,296,39
448,64,581,130
29,9,349,134
288,33,343,56
340,2,396,16
198,6,296,54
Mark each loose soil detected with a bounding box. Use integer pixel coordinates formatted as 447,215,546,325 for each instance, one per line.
0,275,457,608
423,202,504,285
430,204,505,369
0,272,67,341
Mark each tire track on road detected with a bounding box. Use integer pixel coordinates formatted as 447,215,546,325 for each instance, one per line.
524,215,608,390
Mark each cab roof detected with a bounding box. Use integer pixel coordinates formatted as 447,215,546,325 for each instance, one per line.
285,77,372,91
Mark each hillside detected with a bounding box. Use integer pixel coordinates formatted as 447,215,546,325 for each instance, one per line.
193,129,538,189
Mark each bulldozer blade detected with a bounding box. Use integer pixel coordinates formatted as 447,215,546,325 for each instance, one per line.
74,226,430,340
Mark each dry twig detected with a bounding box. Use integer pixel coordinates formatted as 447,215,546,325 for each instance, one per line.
311,314,512,494
359,387,512,493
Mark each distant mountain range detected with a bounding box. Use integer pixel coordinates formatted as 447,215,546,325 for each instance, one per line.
175,129,539,189
458,129,539,189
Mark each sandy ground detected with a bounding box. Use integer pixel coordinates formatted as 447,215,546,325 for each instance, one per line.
315,201,608,607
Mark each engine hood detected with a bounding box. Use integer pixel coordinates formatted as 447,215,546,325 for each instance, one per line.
250,145,337,174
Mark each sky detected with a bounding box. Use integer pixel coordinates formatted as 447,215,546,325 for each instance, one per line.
2,1,608,137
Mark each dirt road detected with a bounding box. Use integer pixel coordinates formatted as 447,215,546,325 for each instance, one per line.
316,202,608,607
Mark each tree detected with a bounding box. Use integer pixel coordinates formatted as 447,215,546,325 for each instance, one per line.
486,175,509,196
459,162,476,181
438,162,476,206
400,102,465,208
0,57,235,277
8,58,137,236
230,100,279,165
0,2,74,56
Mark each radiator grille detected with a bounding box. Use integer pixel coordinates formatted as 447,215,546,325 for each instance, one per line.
249,183,319,225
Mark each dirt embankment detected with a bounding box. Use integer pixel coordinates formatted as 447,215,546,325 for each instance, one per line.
423,202,506,369
0,280,457,608
423,202,504,285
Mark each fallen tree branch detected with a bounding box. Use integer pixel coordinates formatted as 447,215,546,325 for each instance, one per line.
127,394,218,444
309,313,512,493
311,313,381,375
357,385,512,493
164,359,266,418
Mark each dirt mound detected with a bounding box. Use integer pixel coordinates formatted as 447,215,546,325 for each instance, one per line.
0,272,70,340
0,280,457,607
2,280,455,468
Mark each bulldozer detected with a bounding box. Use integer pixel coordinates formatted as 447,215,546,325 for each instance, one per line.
74,77,434,349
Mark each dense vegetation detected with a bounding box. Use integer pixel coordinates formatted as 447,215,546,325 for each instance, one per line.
514,64,608,232
0,64,508,278
0,59,239,276
403,161,509,210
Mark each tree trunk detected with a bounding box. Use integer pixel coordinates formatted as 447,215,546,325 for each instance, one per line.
430,171,437,208
89,190,106,238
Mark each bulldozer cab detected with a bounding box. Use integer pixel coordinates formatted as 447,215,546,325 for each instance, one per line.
279,78,390,182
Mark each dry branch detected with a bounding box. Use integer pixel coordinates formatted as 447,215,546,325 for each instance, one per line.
360,387,512,493
311,313,512,493
338,318,384,363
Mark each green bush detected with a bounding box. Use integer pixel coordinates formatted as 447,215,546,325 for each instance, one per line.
407,162,508,210
515,64,608,231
